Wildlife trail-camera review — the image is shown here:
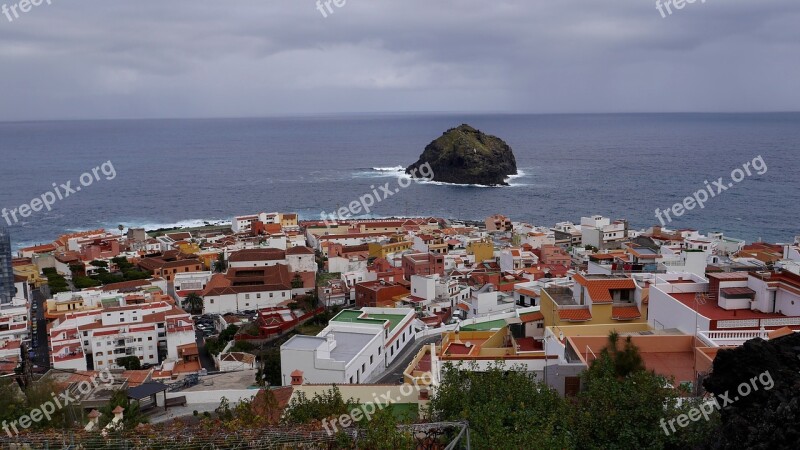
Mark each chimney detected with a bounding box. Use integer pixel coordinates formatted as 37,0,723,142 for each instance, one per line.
112,406,124,422
290,370,304,386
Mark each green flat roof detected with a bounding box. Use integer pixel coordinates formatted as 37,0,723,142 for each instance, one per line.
460,319,507,331
332,310,409,333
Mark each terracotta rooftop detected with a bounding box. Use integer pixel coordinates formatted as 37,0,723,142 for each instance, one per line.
611,306,642,320
558,308,592,322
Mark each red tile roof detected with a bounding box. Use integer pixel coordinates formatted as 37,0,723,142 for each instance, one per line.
574,274,636,303
611,306,642,320
520,311,544,323
558,308,592,322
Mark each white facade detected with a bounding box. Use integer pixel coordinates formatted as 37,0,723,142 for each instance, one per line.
49,300,194,371
203,288,292,315
647,273,712,334
286,251,317,273
174,271,213,292
232,215,259,233
0,301,29,343
280,308,416,385
410,275,437,303
328,256,367,274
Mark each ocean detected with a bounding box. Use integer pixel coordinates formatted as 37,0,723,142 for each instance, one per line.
1,113,798,250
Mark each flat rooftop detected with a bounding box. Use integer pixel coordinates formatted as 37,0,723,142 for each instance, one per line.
282,335,325,351
543,287,577,306
327,331,376,363
332,310,409,333
461,319,507,331
671,293,786,321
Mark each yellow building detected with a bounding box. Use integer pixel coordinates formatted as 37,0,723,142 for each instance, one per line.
466,240,494,264
540,274,648,328
368,240,413,259
176,242,201,255
196,250,222,271
280,213,298,228
13,263,47,287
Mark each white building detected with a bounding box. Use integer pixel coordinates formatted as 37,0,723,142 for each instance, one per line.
581,215,627,250
648,271,800,346
280,308,416,385
228,249,287,268
200,266,293,314
0,300,29,343
48,299,195,371
286,246,317,273
232,214,259,233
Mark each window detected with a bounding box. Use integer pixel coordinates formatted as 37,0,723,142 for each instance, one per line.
361,363,365,373
269,293,273,298
256,293,261,299
378,347,381,355
370,355,374,364
98,361,103,365
245,294,250,300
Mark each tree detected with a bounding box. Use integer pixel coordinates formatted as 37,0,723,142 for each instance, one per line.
282,386,360,425
291,273,303,289
182,292,204,315
428,362,573,449
116,356,142,370
360,407,415,450
215,252,227,273
99,390,147,429
570,332,708,450
602,331,646,378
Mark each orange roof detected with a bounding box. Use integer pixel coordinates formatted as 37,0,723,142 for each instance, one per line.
574,274,636,303
520,311,544,323
611,306,642,320
558,308,592,322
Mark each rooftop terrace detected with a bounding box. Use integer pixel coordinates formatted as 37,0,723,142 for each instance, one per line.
332,310,409,333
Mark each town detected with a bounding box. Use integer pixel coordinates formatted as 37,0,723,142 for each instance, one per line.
1,213,799,447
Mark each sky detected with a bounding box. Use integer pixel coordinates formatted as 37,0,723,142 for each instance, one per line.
0,0,799,121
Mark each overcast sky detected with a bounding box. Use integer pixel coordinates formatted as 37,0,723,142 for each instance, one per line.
1,0,798,120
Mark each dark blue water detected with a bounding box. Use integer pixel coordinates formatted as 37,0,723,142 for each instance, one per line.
1,113,798,250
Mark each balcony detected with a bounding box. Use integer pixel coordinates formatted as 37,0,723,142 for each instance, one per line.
697,330,769,347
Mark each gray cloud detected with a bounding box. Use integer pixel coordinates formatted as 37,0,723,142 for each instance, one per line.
0,0,798,120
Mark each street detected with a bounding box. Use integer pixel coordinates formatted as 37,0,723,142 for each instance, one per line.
373,334,441,384
30,287,50,370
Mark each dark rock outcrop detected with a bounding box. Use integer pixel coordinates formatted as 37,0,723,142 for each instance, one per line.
406,124,518,186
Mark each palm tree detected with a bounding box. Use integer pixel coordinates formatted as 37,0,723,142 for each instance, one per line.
183,293,204,315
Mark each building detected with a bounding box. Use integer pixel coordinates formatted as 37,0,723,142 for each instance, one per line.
48,299,196,371
485,214,512,232
200,265,293,314
540,274,647,327
0,228,16,304
355,280,409,308
227,248,287,268
280,308,416,385
580,216,628,250
402,252,445,280
648,271,800,344
539,245,571,267
368,240,413,259
0,300,29,343
137,253,204,282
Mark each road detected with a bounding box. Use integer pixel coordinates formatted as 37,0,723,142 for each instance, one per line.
195,329,217,371
30,288,50,370
373,334,441,384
